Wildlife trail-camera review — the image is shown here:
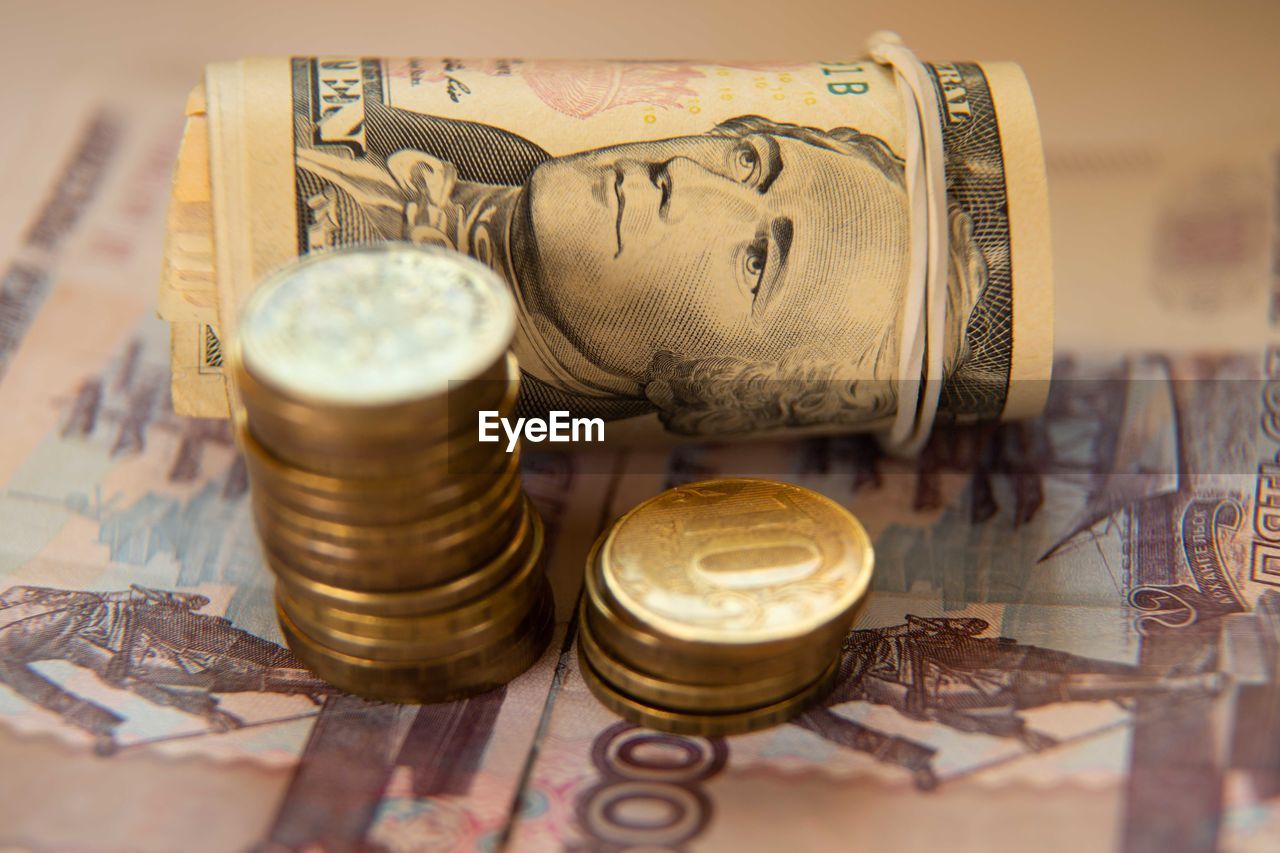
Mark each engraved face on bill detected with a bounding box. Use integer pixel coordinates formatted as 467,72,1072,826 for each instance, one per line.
520,124,911,377
266,57,1042,437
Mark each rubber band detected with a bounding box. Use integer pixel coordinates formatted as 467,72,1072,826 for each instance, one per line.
868,31,950,456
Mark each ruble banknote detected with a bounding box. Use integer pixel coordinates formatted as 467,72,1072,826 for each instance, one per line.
3,73,1280,852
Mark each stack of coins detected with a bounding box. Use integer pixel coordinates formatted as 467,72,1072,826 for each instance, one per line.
579,478,874,735
231,244,552,703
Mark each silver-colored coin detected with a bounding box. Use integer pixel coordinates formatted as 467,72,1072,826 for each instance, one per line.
237,244,516,407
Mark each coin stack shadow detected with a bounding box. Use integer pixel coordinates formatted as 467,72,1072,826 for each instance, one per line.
232,248,552,704
577,478,874,736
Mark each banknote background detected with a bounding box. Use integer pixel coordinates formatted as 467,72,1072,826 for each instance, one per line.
3,1,1280,850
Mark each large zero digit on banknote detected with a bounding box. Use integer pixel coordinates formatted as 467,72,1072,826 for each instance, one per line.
159,56,1052,441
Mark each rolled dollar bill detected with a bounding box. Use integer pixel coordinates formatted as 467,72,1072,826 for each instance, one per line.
160,54,1052,442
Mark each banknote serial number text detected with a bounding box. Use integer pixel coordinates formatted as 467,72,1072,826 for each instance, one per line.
1252,346,1280,586
479,410,605,452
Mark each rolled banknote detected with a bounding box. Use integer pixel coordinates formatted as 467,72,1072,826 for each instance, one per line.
159,53,1053,442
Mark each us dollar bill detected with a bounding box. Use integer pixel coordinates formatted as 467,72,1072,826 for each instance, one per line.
160,57,1053,439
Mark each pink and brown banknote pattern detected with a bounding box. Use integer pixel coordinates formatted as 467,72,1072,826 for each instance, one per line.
1,74,1279,851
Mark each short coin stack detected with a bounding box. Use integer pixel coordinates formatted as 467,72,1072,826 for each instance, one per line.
579,478,874,735
231,244,552,703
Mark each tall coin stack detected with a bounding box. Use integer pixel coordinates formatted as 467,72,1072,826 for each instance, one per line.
231,244,553,703
579,478,874,735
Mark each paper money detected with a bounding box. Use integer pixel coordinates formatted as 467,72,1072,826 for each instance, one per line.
493,356,1277,851
4,74,1280,852
0,311,608,849
158,57,1054,441
0,99,610,849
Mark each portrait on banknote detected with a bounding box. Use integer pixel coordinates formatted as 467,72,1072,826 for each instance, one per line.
198,57,1048,436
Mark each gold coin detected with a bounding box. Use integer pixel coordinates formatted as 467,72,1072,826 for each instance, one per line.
578,641,840,737
237,380,518,481
244,438,520,525
253,460,523,550
271,501,541,616
239,412,515,487
240,423,516,498
584,534,845,684
252,484,522,578
278,574,546,662
278,520,546,645
279,583,554,703
241,373,519,469
231,349,519,484
235,351,517,450
577,600,823,713
599,478,874,646
245,423,515,482
249,468,516,526
258,497,524,592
